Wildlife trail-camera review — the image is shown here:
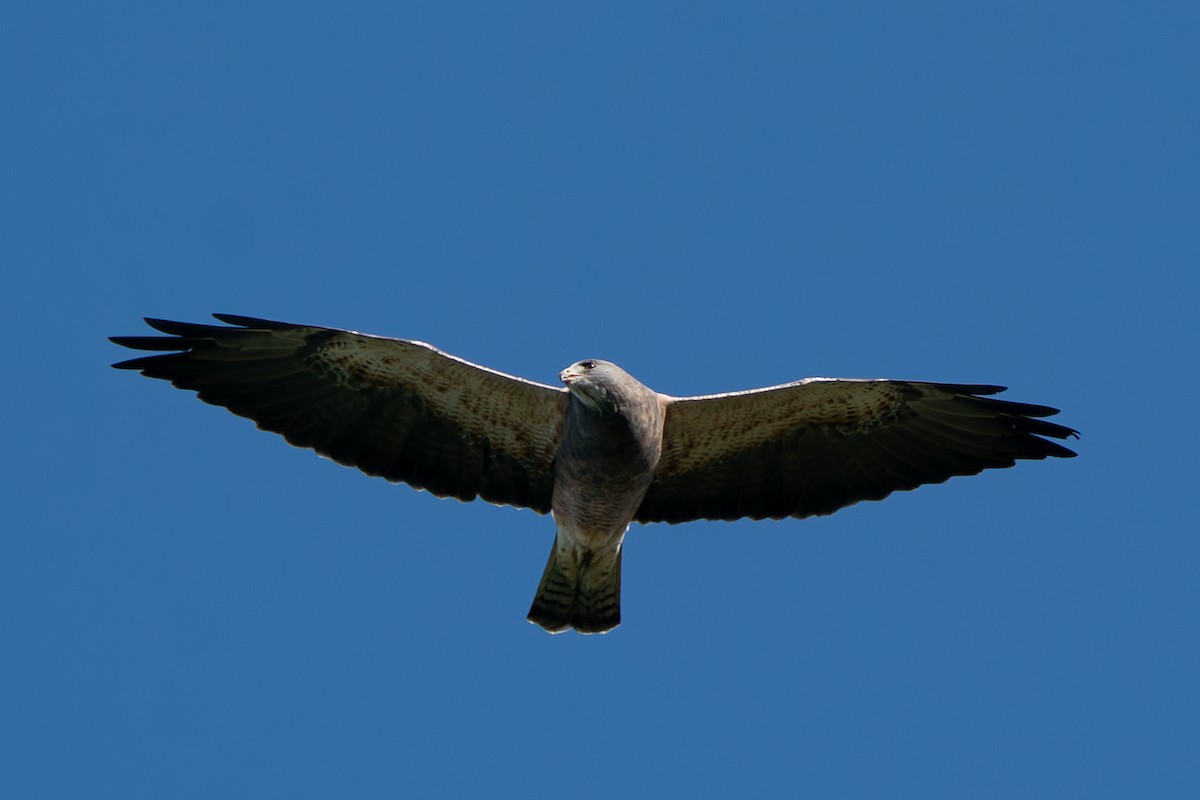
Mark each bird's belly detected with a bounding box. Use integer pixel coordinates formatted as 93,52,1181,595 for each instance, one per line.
550,471,651,544
551,403,662,545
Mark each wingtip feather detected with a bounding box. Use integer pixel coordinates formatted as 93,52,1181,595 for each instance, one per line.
211,313,291,329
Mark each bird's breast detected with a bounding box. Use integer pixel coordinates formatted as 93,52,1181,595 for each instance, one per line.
550,398,663,535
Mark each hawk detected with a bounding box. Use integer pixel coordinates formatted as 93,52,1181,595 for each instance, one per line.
111,315,1078,634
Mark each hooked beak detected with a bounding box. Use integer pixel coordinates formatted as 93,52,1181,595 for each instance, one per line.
560,368,580,385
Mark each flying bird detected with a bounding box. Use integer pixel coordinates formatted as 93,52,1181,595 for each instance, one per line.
111,315,1078,634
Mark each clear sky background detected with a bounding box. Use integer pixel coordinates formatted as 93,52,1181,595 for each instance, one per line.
3,3,1197,798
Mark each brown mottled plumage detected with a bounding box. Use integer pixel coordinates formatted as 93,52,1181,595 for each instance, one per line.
111,314,1079,634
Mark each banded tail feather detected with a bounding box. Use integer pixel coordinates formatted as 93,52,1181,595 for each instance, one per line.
527,543,622,634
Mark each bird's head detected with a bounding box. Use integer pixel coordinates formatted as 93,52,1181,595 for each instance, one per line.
560,359,630,411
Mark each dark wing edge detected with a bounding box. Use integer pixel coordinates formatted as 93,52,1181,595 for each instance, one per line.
634,378,1078,525
111,314,568,513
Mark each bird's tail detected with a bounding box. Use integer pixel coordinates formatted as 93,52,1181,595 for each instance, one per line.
527,543,622,635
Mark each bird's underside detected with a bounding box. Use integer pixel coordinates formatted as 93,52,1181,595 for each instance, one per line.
112,314,1079,634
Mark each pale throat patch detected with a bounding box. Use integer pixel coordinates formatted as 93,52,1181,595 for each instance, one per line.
569,380,610,411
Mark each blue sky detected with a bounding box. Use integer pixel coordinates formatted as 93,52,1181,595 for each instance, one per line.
3,2,1197,797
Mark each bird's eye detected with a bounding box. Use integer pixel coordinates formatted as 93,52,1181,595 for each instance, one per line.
580,360,597,370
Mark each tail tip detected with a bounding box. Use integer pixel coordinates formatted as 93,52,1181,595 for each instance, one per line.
526,606,620,635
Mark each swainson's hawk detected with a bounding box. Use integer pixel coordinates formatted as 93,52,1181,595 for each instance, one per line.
111,315,1078,634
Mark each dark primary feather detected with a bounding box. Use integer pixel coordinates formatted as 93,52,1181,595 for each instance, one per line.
111,315,567,512
635,379,1078,524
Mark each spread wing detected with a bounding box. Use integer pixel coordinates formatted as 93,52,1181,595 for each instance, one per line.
634,378,1078,524
111,314,568,513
